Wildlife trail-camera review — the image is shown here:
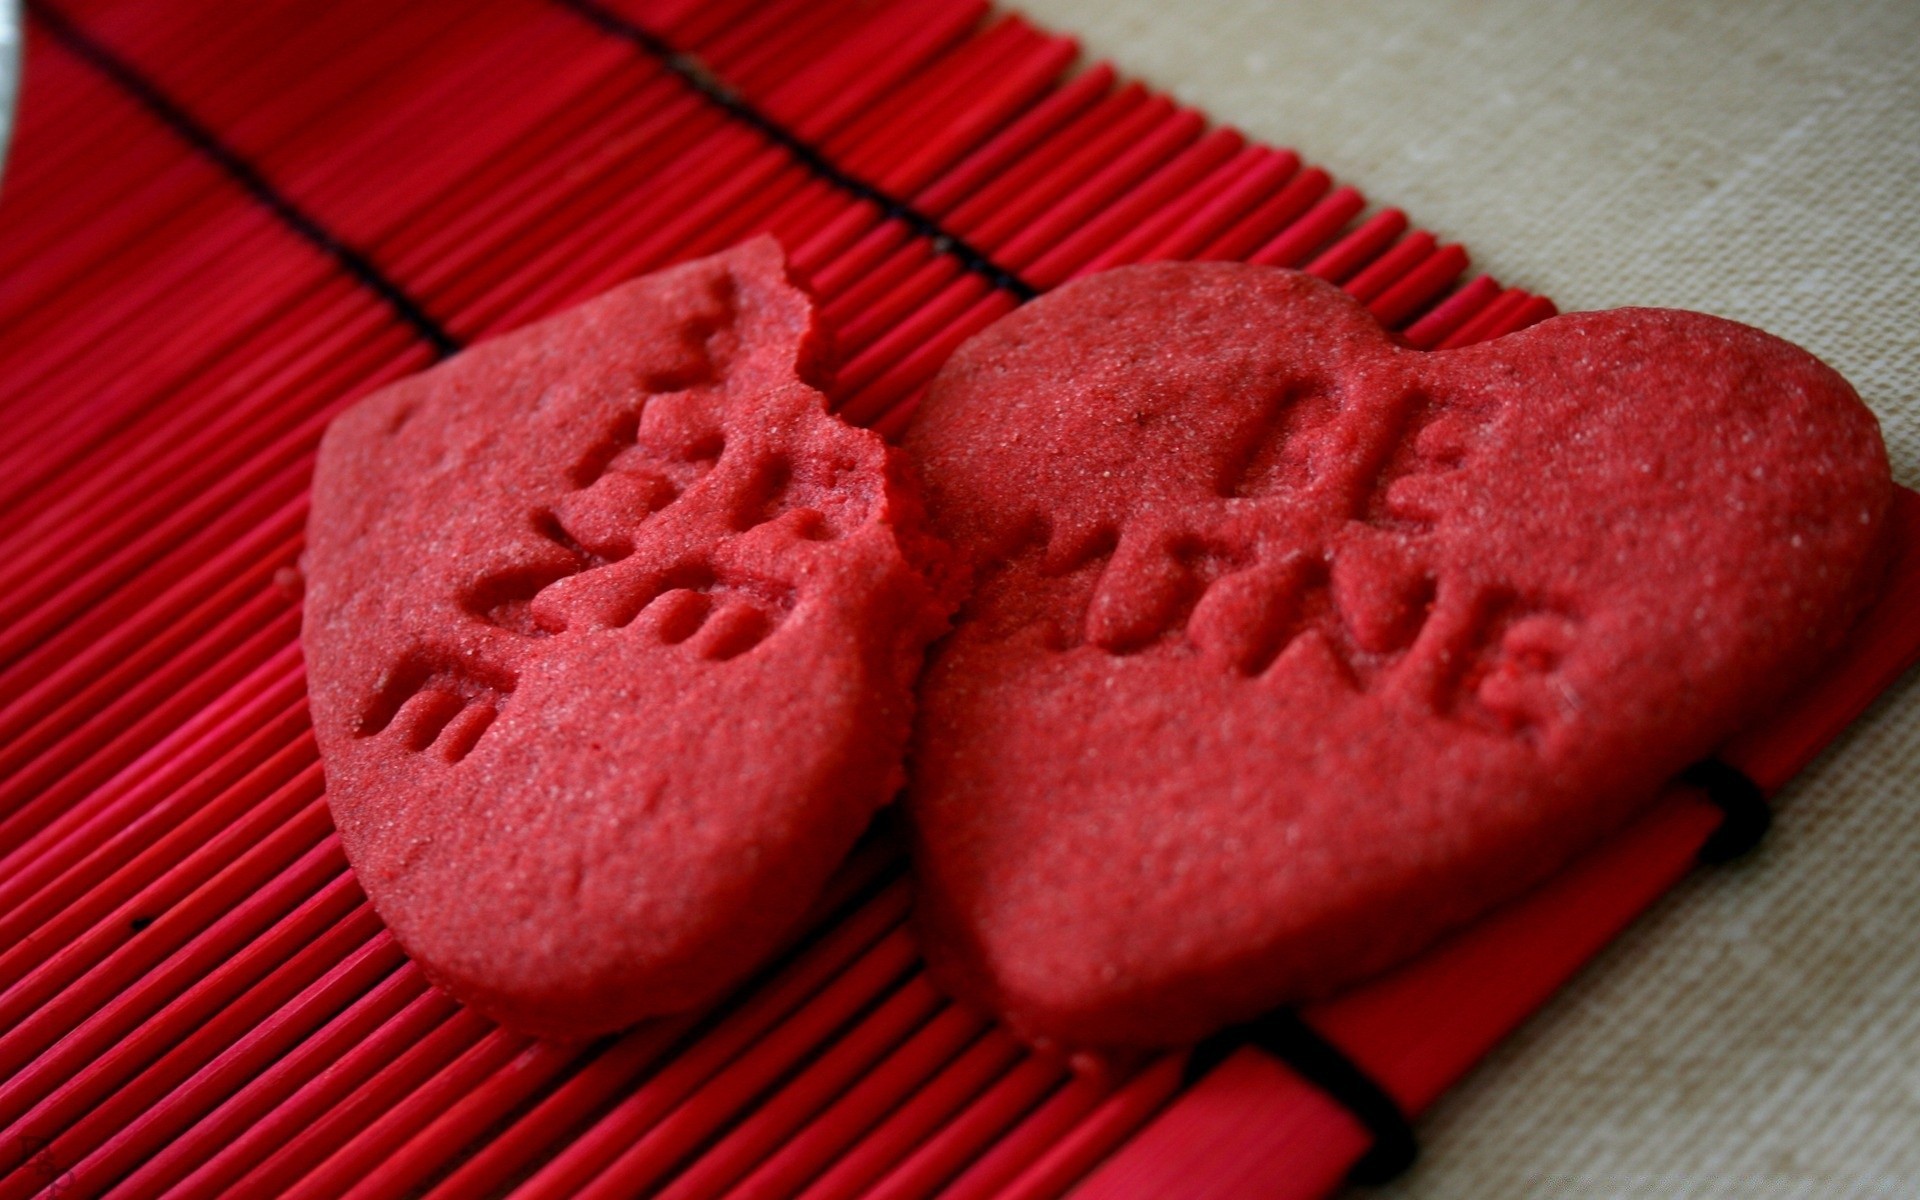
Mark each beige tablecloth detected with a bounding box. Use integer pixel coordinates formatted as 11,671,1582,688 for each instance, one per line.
1009,1,1920,1194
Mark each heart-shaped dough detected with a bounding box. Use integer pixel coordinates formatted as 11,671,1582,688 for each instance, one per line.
304,238,953,1038
903,262,1890,1054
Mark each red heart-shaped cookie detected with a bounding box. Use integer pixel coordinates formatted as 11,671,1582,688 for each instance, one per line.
304,238,952,1038
903,262,1890,1055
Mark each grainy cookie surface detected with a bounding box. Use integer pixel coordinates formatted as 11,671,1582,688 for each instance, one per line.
903,261,1890,1056
304,238,952,1038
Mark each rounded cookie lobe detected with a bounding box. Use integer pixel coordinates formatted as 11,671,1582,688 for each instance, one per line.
903,262,1890,1056
303,237,954,1038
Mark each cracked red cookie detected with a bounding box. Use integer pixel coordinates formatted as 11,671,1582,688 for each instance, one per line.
902,261,1890,1056
303,238,953,1038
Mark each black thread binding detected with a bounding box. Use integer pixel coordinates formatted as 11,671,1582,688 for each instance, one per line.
1681,757,1771,864
35,0,1035,355
27,1,462,358
549,0,1041,304
1186,1008,1418,1186
1181,758,1770,1183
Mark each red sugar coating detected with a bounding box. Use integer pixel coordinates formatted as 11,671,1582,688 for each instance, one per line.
303,238,954,1038
903,262,1891,1056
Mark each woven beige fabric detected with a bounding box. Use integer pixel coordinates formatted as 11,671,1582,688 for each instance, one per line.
1009,0,1920,1194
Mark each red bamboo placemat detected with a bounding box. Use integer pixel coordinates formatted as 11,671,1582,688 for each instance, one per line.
3,0,1918,1197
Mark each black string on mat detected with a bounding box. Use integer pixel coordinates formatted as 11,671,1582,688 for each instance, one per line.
549,0,1043,303
31,0,1048,368
25,2,464,358
1682,756,1771,865
1183,757,1771,1186
1185,1008,1419,1186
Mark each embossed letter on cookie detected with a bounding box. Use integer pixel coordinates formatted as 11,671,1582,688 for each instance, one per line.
304,238,952,1038
903,262,1890,1055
